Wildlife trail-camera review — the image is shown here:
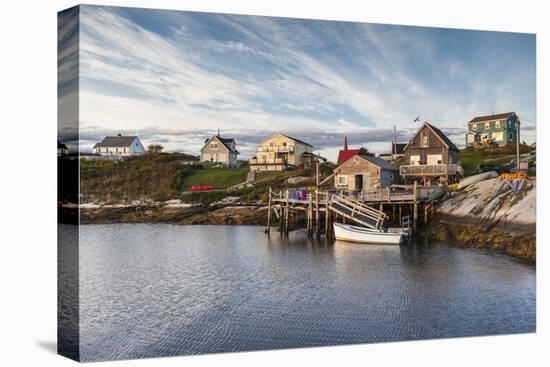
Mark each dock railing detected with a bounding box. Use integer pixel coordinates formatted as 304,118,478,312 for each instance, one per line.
330,184,445,203
400,164,460,176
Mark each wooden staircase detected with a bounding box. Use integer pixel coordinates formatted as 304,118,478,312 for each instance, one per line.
329,194,386,230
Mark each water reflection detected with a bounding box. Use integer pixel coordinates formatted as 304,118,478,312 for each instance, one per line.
74,224,535,361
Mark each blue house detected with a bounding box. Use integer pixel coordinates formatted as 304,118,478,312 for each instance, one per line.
465,112,519,147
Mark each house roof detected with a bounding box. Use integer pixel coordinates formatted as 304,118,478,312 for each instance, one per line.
337,149,361,165
202,135,239,154
404,122,459,152
359,155,399,170
468,112,515,124
302,151,327,162
335,154,398,172
393,143,406,155
261,133,313,147
94,136,138,148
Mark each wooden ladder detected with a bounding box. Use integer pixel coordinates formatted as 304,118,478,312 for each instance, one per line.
329,194,386,230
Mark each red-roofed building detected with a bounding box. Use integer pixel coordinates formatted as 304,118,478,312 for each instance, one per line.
337,136,361,165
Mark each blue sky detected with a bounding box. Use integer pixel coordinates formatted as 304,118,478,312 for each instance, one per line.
68,5,536,161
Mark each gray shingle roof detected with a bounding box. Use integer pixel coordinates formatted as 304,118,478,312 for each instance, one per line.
94,136,137,148
358,155,398,170
425,123,459,151
203,135,239,154
468,112,515,123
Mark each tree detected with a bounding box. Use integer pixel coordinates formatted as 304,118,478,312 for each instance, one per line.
147,144,164,154
358,147,374,157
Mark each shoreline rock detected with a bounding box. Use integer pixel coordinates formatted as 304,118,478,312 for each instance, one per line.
429,177,536,261
425,219,535,262
78,203,267,225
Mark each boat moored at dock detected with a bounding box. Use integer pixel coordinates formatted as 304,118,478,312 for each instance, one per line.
333,222,404,244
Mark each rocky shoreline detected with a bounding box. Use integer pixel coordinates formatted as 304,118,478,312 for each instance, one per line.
427,177,536,261
425,218,535,262
78,201,268,226
69,176,537,261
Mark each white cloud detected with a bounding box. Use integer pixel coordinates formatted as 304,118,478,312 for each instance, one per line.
75,6,536,162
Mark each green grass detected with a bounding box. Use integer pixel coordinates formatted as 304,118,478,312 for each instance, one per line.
180,166,249,190
458,145,534,176
255,170,303,183
80,154,323,204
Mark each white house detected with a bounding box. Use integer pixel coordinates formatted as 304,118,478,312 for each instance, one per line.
249,134,314,172
93,134,145,156
200,134,239,166
57,140,69,156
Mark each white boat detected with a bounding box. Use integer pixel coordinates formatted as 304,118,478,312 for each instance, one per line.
333,223,404,245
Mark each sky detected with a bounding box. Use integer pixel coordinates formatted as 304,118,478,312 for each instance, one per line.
59,5,536,162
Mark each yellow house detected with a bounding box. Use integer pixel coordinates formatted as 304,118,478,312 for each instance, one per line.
249,134,313,172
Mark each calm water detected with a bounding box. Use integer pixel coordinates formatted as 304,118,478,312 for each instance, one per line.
71,224,535,361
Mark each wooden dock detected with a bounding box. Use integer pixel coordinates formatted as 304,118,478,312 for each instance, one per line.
266,184,442,238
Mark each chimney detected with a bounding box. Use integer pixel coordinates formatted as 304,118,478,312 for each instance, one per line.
217,128,220,137
117,133,122,137
344,136,348,151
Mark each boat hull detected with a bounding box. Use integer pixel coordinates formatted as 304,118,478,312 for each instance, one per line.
333,223,403,245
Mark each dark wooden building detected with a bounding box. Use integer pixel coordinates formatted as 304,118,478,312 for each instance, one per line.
400,122,462,183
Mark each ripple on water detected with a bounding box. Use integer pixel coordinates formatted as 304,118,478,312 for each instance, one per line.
63,224,536,361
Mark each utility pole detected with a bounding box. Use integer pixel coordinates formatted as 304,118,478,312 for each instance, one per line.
315,160,320,236
392,125,396,164
516,118,521,172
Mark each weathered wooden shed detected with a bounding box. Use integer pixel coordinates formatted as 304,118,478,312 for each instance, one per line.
400,122,462,183
333,154,399,191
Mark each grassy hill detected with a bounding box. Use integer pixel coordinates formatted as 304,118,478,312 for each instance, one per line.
180,166,248,190
458,144,534,176
80,154,200,202
79,154,314,203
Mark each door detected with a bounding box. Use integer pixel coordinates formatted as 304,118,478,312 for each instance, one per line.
354,174,363,191
427,154,442,165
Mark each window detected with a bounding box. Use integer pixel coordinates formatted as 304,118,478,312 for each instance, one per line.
390,174,394,180
427,154,442,165
422,135,429,147
410,155,420,165
467,134,475,143
492,132,503,141
471,123,477,131
495,120,500,128
336,175,348,186
485,122,490,129
211,143,218,149
509,132,514,142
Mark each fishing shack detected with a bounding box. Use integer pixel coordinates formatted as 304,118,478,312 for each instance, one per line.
333,154,399,191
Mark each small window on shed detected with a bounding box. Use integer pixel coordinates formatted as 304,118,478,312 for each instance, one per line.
485,122,490,129
336,175,348,186
422,135,429,147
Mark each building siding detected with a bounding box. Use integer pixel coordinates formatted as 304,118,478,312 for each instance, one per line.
334,156,398,191
200,137,238,166
249,134,313,172
93,137,145,156
404,125,456,165
465,114,518,147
